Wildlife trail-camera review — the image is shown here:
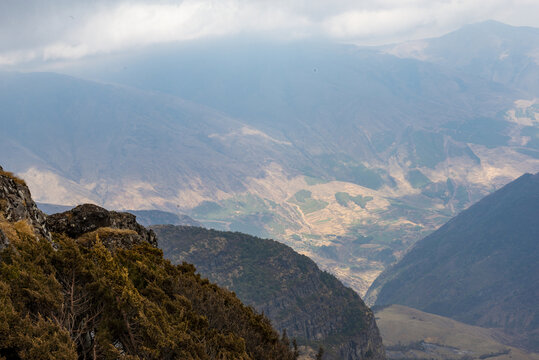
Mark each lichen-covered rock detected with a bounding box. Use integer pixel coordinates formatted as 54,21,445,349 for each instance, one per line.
0,228,9,250
46,204,157,247
0,166,50,240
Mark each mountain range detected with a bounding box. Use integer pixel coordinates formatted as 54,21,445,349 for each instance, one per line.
1,20,539,295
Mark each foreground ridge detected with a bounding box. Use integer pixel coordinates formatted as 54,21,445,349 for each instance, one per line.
0,167,298,359
155,225,386,360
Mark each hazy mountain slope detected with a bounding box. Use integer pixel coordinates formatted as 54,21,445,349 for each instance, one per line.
375,305,539,360
0,72,303,208
67,39,515,152
62,30,539,295
386,20,539,95
0,167,297,359
369,172,539,351
153,225,386,360
3,23,539,297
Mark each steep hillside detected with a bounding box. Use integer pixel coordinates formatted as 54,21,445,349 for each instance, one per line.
369,172,539,351
154,225,386,360
0,167,297,359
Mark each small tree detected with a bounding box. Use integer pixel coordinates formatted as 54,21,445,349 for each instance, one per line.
292,338,299,358
316,346,324,360
281,329,290,347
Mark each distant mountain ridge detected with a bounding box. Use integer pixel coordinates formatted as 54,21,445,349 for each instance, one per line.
368,172,539,351
2,21,539,296
153,225,386,360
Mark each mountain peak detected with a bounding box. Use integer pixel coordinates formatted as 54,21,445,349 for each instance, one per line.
0,166,50,240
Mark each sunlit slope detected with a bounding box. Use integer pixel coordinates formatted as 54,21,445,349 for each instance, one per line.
376,305,539,360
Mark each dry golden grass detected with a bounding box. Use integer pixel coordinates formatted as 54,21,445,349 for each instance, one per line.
0,219,19,242
13,220,36,239
0,170,26,186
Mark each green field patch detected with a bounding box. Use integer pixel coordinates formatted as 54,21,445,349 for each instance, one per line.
335,192,373,209
305,154,386,190
350,195,373,208
289,190,329,214
335,192,350,207
304,176,329,185
192,194,271,220
406,169,431,189
302,233,322,240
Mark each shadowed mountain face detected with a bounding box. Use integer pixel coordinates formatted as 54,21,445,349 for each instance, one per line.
1,22,539,297
153,225,386,360
369,173,539,351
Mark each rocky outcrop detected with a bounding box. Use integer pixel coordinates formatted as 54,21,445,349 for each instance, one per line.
46,204,157,247
0,229,9,251
0,166,50,240
0,166,157,249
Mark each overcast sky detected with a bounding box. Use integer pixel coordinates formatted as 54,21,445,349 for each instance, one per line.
1,0,538,66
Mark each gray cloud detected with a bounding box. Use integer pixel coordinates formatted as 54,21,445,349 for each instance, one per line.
1,0,538,66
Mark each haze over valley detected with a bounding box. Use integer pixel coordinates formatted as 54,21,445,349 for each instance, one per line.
1,2,539,358
2,21,539,296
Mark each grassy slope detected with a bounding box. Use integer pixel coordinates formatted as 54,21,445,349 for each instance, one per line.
376,305,539,360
